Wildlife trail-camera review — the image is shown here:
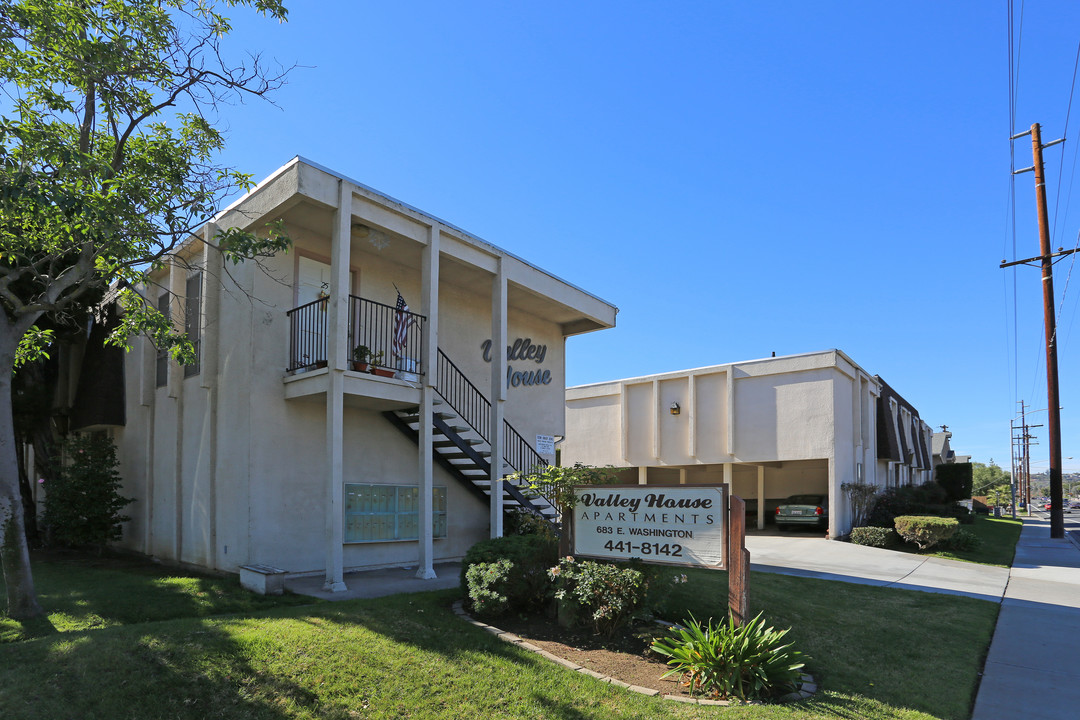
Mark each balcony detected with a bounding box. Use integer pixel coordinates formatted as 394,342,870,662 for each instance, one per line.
286,294,426,377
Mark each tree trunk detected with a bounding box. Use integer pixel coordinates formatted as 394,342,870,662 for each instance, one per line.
16,438,41,547
0,330,43,619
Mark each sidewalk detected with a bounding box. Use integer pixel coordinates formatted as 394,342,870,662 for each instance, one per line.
971,515,1080,720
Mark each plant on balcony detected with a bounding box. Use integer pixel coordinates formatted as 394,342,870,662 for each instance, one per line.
352,344,373,371
352,345,384,372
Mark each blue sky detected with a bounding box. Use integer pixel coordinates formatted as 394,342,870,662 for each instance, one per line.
214,1,1080,472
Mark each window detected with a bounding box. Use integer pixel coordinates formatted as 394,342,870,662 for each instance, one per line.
184,272,202,377
155,292,170,387
344,484,447,543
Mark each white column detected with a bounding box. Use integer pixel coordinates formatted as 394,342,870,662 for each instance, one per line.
723,462,733,497
638,466,648,485
416,226,440,579
679,468,687,485
489,260,507,538
168,258,184,561
324,180,351,592
757,465,765,530
201,223,221,569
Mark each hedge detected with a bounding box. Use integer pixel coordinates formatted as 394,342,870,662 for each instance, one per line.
849,526,900,548
893,515,958,550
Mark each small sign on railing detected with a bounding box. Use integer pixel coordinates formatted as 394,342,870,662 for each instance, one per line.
536,434,555,455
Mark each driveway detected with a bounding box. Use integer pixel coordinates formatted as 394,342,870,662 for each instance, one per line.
745,533,1010,602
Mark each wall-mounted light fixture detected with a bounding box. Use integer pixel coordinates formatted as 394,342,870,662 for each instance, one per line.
670,402,681,416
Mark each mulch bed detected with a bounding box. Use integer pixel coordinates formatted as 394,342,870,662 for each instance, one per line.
491,612,699,698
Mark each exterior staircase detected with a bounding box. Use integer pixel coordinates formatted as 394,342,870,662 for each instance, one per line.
382,349,560,528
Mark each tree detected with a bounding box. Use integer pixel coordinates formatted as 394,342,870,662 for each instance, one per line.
0,0,291,620
43,433,132,549
972,460,1011,497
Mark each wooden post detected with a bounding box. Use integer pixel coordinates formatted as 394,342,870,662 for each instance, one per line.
728,495,749,626
559,505,572,558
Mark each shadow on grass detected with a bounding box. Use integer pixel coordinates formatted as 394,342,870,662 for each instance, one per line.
2,615,58,642
1,551,311,643
0,614,316,720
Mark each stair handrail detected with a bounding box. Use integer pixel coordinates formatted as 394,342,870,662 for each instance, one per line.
433,348,555,503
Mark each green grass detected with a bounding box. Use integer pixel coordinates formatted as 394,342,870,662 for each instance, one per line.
0,552,999,719
0,551,312,643
925,516,1023,566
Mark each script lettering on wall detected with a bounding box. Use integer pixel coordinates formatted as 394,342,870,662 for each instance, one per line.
481,338,553,388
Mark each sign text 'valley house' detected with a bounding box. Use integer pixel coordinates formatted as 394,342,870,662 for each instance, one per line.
481,338,552,388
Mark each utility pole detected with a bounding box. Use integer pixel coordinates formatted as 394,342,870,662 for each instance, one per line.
1010,418,1018,519
1004,122,1074,538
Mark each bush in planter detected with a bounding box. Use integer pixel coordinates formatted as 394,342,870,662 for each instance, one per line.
549,557,646,636
893,515,958,550
938,527,982,553
849,526,899,548
459,534,557,612
465,559,514,617
650,612,807,702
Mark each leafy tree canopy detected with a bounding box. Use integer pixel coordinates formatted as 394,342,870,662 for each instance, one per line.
972,460,1011,496
0,0,291,620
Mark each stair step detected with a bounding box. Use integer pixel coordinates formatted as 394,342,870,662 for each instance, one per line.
439,450,491,459
434,438,482,447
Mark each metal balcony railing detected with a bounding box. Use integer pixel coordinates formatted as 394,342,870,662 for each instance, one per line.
286,295,426,375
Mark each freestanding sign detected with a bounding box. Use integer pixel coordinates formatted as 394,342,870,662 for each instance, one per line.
572,485,728,568
568,483,749,625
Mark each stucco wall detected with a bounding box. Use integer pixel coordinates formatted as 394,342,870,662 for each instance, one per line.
115,181,589,575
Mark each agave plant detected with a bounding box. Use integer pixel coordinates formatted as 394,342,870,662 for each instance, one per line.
650,612,807,702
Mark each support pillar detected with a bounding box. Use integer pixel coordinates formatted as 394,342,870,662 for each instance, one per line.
757,465,765,530
324,180,351,592
489,261,507,538
416,226,440,579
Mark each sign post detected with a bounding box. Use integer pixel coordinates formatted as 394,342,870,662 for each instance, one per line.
568,484,749,622
727,495,749,626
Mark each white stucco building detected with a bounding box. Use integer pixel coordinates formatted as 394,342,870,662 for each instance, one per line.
107,157,617,589
561,350,934,538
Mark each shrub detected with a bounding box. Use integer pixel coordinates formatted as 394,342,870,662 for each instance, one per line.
43,434,133,549
867,482,951,528
465,559,513,617
549,557,646,636
627,558,688,620
841,482,879,528
936,463,973,502
651,612,807,702
939,528,982,553
503,507,556,538
459,534,557,612
849,526,899,548
893,515,958,550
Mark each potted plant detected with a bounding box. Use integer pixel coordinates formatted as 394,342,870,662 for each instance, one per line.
352,345,373,372
369,350,395,377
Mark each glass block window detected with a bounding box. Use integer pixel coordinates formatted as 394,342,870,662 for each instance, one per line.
344,484,447,543
155,292,170,387
184,272,202,377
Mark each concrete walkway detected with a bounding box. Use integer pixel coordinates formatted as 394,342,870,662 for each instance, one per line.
971,515,1080,720
284,561,462,601
745,531,1011,601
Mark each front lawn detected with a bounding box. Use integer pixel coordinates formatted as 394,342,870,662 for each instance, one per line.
0,550,312,643
926,516,1023,566
0,552,998,719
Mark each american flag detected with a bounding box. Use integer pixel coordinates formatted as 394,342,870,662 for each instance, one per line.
392,290,411,361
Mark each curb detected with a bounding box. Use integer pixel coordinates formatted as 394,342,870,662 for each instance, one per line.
451,600,818,705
